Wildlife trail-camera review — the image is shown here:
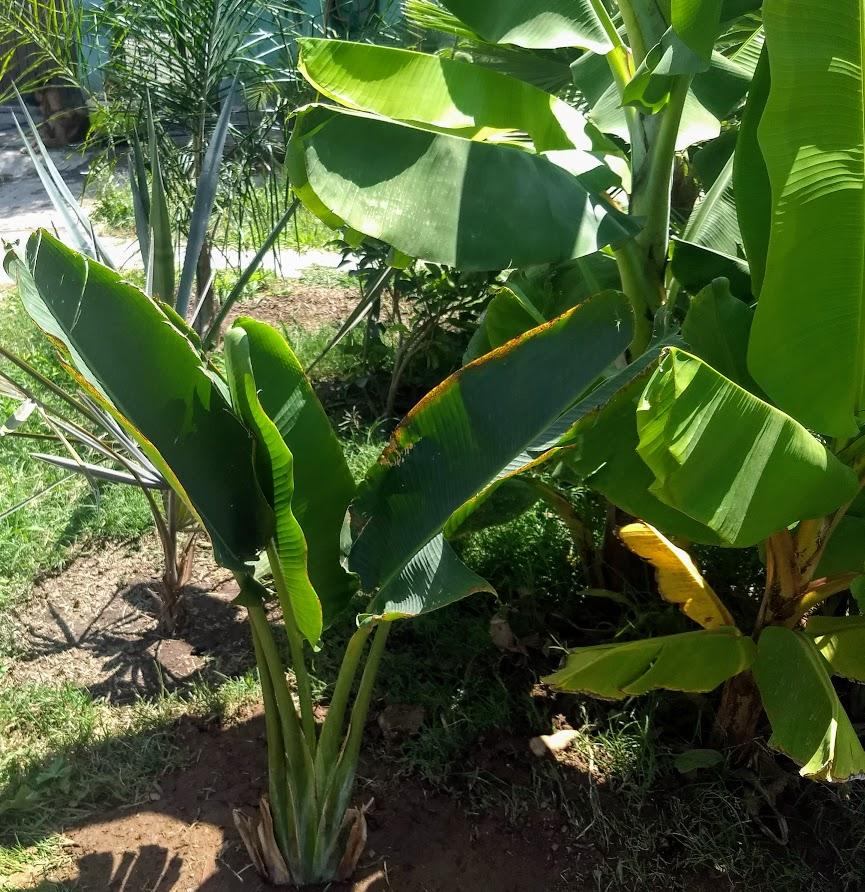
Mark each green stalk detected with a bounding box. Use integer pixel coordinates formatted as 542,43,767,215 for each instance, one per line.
249,618,294,864
613,240,661,356
267,543,318,750
312,622,391,877
314,624,372,795
245,596,317,869
632,76,692,280
616,0,668,64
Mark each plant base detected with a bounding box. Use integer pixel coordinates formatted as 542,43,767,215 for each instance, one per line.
233,797,292,886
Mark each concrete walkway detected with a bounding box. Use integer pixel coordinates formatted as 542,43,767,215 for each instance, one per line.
0,107,343,284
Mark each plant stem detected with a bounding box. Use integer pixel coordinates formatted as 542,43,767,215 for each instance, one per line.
632,76,691,282
613,240,660,356
616,0,667,64
267,543,317,751
250,617,294,863
245,596,317,870
315,624,372,792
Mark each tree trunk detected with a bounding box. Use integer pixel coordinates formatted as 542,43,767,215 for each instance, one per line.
713,670,763,753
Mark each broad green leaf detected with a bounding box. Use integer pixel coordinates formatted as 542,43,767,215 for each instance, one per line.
444,477,544,539
231,318,359,625
805,617,865,682
438,0,614,53
672,0,723,61
671,239,751,298
561,353,725,545
682,153,741,257
754,627,865,781
637,350,859,547
815,516,865,580
544,628,756,699
689,51,752,120
682,278,758,390
297,39,591,153
466,253,621,361
619,521,735,628
733,45,770,295
8,231,272,570
623,29,707,113
748,0,865,436
360,535,495,623
350,291,634,591
224,327,323,646
287,105,636,272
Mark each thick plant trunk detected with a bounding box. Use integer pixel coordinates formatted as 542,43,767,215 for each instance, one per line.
713,670,763,752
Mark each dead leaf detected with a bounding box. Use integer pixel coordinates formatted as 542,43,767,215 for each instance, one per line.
489,614,528,655
336,799,372,881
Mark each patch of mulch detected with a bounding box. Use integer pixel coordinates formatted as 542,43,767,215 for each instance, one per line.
225,285,358,333
34,711,592,891
5,535,254,702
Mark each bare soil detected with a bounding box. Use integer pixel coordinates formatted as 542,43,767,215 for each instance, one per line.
3,543,600,891
225,285,358,333
6,535,253,702
40,710,590,891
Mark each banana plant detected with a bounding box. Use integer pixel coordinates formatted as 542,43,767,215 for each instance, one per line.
6,226,633,884
277,0,865,783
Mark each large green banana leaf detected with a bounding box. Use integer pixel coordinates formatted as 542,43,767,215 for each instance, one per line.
438,0,614,53
672,0,723,60
360,535,495,623
224,327,323,646
297,39,590,153
733,46,770,296
805,617,865,683
465,253,621,361
230,319,358,626
287,105,637,272
681,278,759,392
349,290,634,592
7,231,272,570
560,351,725,544
754,627,865,782
748,0,865,436
637,349,859,547
544,628,756,699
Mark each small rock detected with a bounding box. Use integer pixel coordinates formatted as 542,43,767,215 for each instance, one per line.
377,703,426,740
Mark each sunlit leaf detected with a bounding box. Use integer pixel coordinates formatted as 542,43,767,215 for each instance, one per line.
619,521,735,628
754,626,865,782
636,349,858,547
545,628,756,699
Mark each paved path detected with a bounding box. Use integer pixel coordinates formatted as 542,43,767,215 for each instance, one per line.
0,108,343,284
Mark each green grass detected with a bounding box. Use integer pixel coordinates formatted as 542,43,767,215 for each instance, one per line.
0,675,260,884
0,293,154,653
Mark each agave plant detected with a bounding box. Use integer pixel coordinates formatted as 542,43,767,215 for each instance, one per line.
3,90,296,631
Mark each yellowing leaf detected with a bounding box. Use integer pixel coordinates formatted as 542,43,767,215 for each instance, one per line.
619,522,735,629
